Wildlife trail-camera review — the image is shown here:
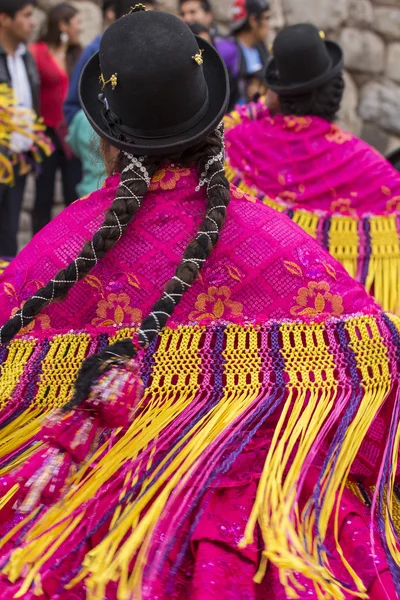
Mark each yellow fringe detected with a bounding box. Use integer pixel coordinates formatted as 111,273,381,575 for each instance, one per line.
0,318,398,599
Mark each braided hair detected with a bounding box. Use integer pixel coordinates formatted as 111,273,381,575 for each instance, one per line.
0,125,230,409
279,73,345,122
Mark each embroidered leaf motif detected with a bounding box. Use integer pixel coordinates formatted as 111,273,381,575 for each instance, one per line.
323,263,337,281
3,282,16,298
227,265,242,282
85,275,102,290
315,293,325,313
284,261,303,278
126,274,140,289
214,299,225,319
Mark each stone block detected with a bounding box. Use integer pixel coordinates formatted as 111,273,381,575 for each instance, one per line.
337,71,362,135
386,43,400,82
339,28,385,73
30,8,46,42
359,80,400,134
282,0,348,30
348,0,374,26
70,1,102,46
373,7,400,40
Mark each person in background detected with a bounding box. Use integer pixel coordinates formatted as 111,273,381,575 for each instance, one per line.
243,68,268,103
216,0,270,110
187,21,212,45
224,24,400,314
0,0,38,257
30,3,82,234
64,0,156,197
178,0,219,43
102,0,116,29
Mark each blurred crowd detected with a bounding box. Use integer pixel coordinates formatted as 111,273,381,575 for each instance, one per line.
0,0,271,257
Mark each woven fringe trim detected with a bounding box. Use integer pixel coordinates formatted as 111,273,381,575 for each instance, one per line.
0,84,52,185
0,316,400,599
225,164,400,315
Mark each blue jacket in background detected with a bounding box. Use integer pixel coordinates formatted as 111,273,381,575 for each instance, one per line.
64,34,102,125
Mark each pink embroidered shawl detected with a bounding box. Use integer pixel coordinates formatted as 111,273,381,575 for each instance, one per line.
224,100,400,313
0,170,398,600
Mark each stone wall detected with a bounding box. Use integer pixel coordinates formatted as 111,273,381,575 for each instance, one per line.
36,0,400,153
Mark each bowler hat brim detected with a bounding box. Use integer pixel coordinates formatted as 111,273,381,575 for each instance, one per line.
79,37,229,156
266,40,343,96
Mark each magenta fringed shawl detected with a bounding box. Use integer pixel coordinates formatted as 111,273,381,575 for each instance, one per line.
0,171,399,600
225,100,400,313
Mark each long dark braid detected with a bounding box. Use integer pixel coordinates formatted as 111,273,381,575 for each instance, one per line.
0,153,159,345
1,125,230,409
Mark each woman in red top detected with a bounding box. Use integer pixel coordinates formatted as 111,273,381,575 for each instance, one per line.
30,3,82,234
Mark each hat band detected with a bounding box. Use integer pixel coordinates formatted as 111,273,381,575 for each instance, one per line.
99,88,210,142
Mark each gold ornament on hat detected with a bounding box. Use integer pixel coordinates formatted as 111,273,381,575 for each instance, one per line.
99,72,118,91
129,3,147,12
319,30,326,39
192,48,205,66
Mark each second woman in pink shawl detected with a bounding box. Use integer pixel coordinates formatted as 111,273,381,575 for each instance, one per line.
225,24,400,314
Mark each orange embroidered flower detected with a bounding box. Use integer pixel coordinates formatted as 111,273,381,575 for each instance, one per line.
325,125,352,145
189,286,243,322
231,186,256,202
291,281,344,318
283,116,312,132
92,292,142,327
330,198,356,216
10,306,51,334
386,195,400,213
278,190,297,205
149,167,191,191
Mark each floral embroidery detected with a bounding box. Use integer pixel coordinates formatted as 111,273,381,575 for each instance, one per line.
385,195,400,213
189,286,243,321
10,305,51,334
92,292,142,327
231,187,256,202
325,125,352,145
149,167,191,191
330,198,356,216
277,190,297,205
291,281,344,318
283,116,312,132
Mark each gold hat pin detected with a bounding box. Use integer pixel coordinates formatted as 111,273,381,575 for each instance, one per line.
100,73,118,90
192,48,205,66
129,3,147,13
319,30,326,39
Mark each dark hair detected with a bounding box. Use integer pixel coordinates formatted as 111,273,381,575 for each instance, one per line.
387,148,400,173
40,3,81,76
0,0,35,17
179,0,212,14
188,22,209,36
279,74,345,122
234,10,268,34
0,126,230,410
102,0,115,15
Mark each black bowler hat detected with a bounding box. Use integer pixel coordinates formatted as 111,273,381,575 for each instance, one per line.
266,24,343,96
79,7,229,156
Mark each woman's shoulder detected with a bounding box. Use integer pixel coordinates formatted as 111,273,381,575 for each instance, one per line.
205,185,378,324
